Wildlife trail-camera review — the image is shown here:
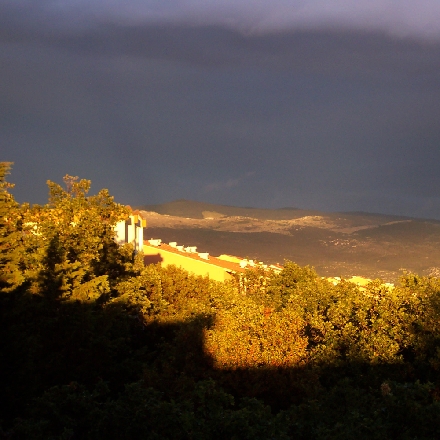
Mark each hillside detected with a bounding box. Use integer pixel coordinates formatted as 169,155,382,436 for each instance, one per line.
138,200,440,282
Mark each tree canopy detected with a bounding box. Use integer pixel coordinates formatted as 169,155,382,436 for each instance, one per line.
2,163,440,439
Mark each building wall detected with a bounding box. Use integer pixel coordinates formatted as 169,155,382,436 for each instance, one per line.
143,244,234,282
115,213,145,252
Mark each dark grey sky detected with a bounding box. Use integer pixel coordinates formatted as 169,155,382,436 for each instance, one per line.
2,1,440,218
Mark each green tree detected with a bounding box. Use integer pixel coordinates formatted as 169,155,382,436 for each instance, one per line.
22,175,130,300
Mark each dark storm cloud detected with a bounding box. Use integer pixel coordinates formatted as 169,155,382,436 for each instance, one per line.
1,2,440,218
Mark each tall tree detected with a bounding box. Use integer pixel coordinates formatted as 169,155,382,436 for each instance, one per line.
0,162,23,292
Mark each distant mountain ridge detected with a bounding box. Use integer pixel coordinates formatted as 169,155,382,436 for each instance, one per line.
138,199,311,220
137,199,407,223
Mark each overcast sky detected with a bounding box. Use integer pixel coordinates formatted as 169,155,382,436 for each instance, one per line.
2,1,440,218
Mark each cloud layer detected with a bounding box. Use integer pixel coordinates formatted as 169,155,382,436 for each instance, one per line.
2,2,440,218
3,0,440,38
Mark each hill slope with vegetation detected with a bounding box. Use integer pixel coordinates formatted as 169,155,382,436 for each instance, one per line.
139,200,440,281
2,165,440,438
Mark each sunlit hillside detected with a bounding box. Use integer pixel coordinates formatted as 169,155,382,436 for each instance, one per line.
138,200,440,282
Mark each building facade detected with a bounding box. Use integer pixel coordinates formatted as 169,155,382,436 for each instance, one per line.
114,208,146,252
143,239,245,282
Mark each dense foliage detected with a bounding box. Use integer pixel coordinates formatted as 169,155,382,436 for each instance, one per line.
2,164,440,438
